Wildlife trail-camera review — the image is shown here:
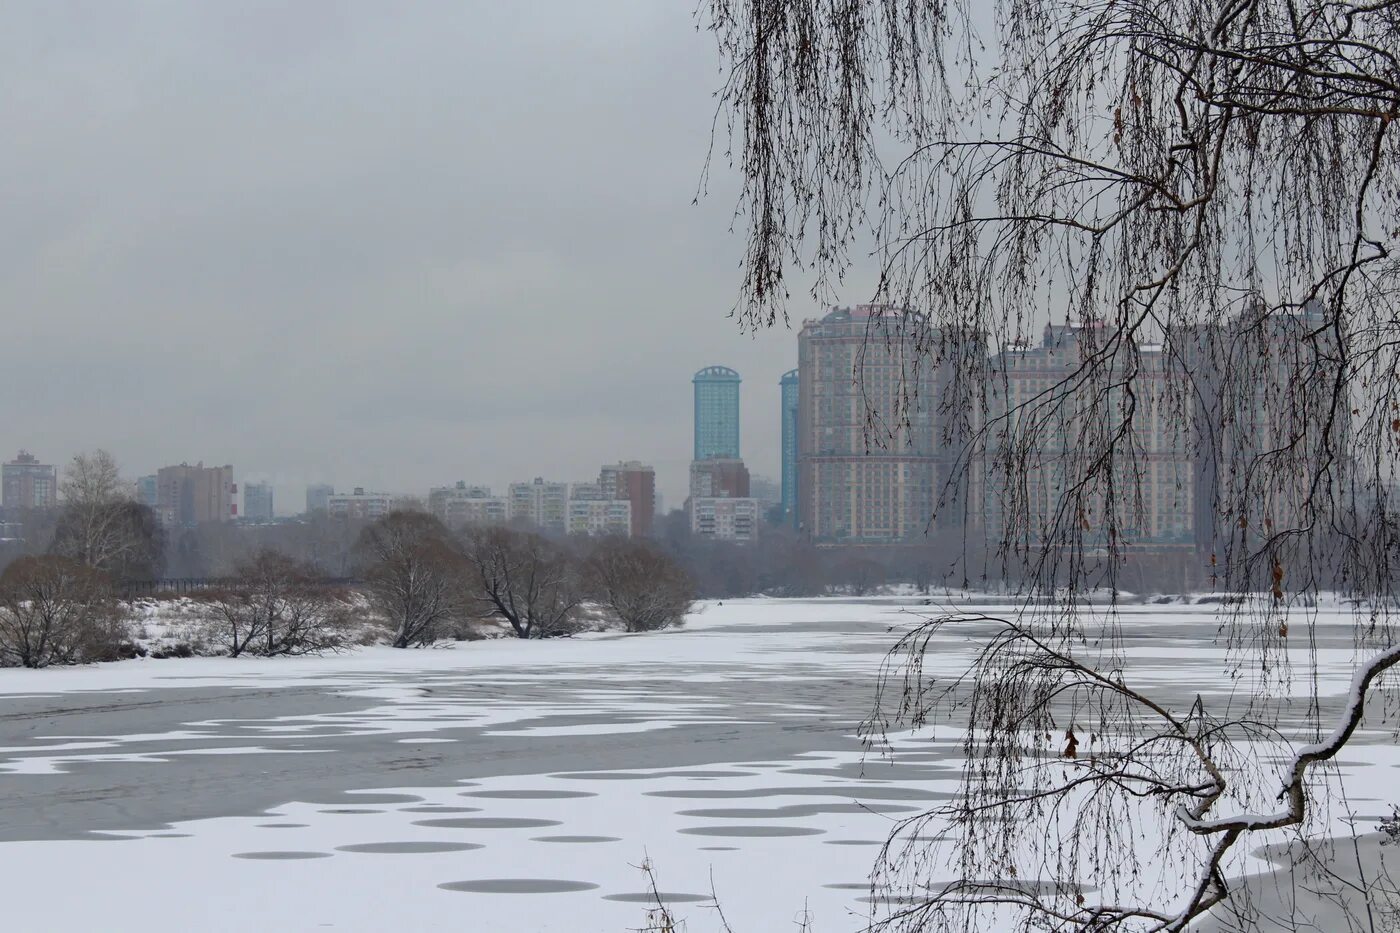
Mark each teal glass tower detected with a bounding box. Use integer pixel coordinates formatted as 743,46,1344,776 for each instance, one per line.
693,366,741,460
779,369,799,525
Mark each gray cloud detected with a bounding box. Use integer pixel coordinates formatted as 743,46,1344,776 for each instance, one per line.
1,1,875,509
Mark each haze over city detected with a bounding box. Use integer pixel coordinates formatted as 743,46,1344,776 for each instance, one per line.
0,2,879,508
2,3,1397,933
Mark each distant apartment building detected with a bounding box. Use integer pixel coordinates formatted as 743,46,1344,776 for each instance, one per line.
797,305,947,543
136,474,158,508
567,498,633,537
156,463,236,527
966,322,1196,551
243,482,274,522
749,475,780,510
568,482,606,501
599,461,655,537
326,487,393,521
690,497,760,542
1181,299,1347,558
780,369,800,526
305,483,334,514
430,482,509,527
2,451,57,513
689,458,751,500
509,478,569,533
693,366,742,460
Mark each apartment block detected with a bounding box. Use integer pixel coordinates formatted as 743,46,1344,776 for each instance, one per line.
2,451,57,512
156,462,235,528
567,498,632,537
305,483,334,514
430,482,509,527
690,497,760,542
688,458,750,500
599,461,655,537
797,306,946,543
326,488,393,521
242,482,275,522
508,478,569,533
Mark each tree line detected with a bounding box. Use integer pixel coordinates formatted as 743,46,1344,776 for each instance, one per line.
0,453,695,667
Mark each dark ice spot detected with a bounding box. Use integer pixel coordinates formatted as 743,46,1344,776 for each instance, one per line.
336,841,483,854
438,879,597,894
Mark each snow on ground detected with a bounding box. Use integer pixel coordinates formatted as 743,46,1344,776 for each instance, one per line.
0,598,1392,931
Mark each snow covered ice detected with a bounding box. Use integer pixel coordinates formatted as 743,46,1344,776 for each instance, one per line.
0,598,1391,931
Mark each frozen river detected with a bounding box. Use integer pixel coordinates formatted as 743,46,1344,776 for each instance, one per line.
0,598,1390,931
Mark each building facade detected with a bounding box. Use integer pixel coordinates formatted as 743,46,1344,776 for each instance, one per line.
780,369,800,526
243,482,275,522
509,478,569,533
326,488,393,521
156,463,235,527
136,474,158,508
2,451,57,513
690,497,760,542
797,306,945,543
567,498,633,537
305,483,334,514
693,366,741,460
689,458,751,500
959,319,1207,556
598,461,655,537
429,482,505,526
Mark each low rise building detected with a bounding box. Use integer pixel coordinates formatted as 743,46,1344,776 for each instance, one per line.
326,487,393,521
690,497,761,542
431,482,509,527
567,498,632,537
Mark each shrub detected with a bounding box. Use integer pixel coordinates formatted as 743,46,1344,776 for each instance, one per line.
0,556,126,668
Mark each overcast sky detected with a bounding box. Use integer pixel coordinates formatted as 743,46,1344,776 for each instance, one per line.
2,2,879,512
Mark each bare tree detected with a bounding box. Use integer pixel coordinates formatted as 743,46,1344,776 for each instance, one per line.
707,1,1400,929
50,450,163,579
206,550,347,657
461,526,583,639
586,536,694,633
0,556,124,668
356,511,465,648
837,555,885,597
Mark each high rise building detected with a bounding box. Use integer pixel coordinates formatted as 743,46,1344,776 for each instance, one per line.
2,451,57,513
509,478,569,533
243,482,274,522
305,483,334,514
780,369,800,526
135,474,158,508
693,366,741,460
972,320,1195,550
598,461,656,537
1182,299,1346,558
798,306,948,543
156,463,235,528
